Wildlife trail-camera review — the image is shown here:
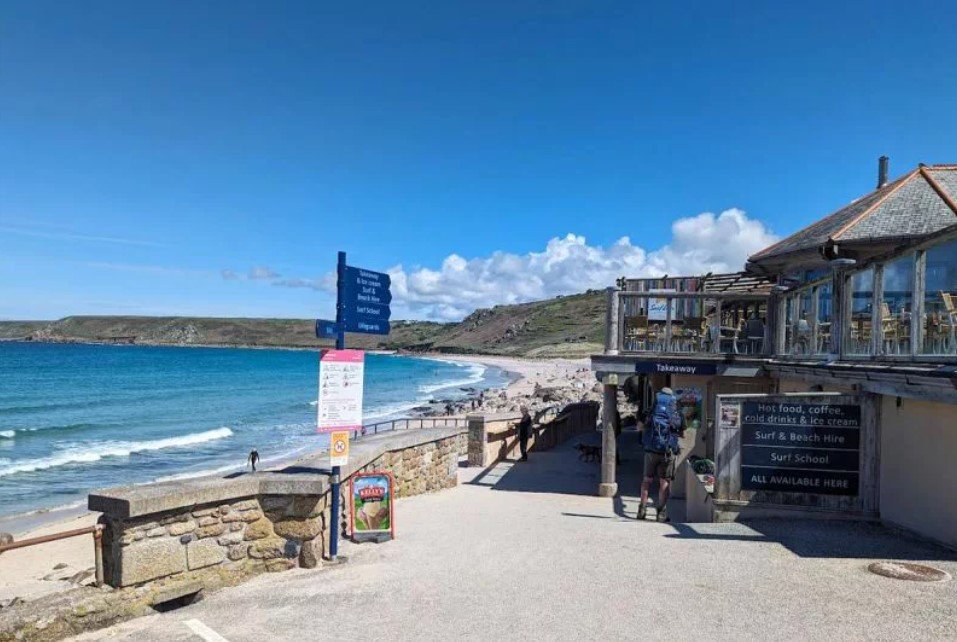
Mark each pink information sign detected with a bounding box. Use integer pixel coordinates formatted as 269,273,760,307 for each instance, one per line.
317,349,365,434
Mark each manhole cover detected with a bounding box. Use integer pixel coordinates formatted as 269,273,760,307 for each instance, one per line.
867,562,952,582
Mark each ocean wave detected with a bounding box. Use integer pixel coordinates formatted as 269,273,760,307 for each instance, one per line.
0,427,234,479
418,363,487,394
363,400,425,422
1,423,100,437
0,430,14,439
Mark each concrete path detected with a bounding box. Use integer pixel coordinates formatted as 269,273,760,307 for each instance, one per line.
79,432,957,642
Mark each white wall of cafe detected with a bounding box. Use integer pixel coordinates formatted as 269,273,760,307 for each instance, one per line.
777,377,957,549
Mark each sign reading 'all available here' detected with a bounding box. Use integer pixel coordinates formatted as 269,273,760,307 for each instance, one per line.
739,401,861,496
317,349,365,434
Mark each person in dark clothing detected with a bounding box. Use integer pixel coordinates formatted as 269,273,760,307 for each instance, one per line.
638,388,685,522
517,406,532,461
248,448,260,472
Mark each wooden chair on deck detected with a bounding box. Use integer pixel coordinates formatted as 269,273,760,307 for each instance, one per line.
939,293,957,354
624,315,649,351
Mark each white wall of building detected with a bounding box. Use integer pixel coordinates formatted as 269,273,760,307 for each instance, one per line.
880,396,957,549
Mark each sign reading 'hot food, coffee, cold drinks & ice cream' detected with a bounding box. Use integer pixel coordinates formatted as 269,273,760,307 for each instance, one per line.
737,401,861,496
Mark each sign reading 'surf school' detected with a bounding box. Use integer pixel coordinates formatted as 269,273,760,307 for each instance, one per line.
739,401,861,496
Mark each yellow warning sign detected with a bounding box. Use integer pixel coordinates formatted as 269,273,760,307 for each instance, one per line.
330,431,350,466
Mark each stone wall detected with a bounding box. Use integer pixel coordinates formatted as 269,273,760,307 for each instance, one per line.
467,402,599,468
91,427,464,590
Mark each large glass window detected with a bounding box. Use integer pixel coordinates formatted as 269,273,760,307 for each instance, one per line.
882,255,914,354
847,268,874,355
791,290,813,355
783,296,795,354
922,239,957,355
816,282,833,354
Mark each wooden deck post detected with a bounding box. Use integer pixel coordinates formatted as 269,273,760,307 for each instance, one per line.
598,380,618,497
605,287,620,355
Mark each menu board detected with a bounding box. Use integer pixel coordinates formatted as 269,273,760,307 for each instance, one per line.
739,400,860,496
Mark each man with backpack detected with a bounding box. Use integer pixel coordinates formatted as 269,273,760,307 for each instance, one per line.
638,387,685,522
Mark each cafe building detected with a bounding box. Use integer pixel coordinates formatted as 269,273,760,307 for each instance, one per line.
591,159,957,549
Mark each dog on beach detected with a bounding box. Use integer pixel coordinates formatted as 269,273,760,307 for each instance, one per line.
575,442,601,463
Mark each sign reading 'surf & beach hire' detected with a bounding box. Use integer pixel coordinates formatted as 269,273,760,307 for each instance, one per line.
739,400,861,495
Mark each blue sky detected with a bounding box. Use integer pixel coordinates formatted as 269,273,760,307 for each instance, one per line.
2,1,956,320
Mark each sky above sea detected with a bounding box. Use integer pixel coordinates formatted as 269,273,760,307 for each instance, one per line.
2,1,956,321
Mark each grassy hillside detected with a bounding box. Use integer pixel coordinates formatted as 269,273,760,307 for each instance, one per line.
0,290,605,357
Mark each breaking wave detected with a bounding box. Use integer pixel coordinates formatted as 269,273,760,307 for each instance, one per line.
418,362,487,394
0,427,234,479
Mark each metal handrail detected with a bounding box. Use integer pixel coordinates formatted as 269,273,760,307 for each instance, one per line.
0,524,104,587
355,416,468,439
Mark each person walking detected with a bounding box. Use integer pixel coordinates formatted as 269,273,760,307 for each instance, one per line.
638,387,684,522
248,448,260,472
517,406,532,462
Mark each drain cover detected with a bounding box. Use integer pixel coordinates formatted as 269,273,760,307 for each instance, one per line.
867,562,952,582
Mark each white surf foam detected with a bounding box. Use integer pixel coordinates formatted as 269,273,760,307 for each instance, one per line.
0,430,14,439
418,362,487,394
0,427,234,478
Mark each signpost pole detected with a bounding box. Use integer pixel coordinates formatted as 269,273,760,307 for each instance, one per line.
330,250,346,562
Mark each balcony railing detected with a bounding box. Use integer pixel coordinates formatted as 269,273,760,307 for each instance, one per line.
608,290,772,357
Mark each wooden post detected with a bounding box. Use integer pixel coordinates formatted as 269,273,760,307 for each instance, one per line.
871,263,885,355
598,381,618,497
605,287,620,355
828,260,856,356
810,286,820,355
665,296,673,351
712,299,722,354
912,250,926,356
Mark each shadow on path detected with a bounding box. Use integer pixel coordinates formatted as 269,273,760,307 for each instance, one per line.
464,426,957,563
666,519,957,561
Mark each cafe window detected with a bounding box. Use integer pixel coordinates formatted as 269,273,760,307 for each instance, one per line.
790,289,813,355
881,255,914,354
783,296,795,354
815,281,833,354
922,238,957,355
846,268,874,355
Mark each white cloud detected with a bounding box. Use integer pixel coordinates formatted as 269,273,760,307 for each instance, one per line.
248,266,280,280
387,208,776,321
225,208,776,322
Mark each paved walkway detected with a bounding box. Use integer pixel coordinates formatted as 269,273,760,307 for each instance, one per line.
80,432,957,641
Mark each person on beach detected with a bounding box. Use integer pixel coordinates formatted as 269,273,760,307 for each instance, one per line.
638,387,684,522
248,448,260,472
517,405,532,461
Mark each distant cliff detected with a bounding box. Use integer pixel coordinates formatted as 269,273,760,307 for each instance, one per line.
0,291,605,357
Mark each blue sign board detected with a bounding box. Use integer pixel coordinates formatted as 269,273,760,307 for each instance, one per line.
315,319,338,339
342,267,393,306
339,265,392,335
343,318,390,335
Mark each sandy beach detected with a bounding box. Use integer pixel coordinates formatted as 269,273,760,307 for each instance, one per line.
0,354,594,604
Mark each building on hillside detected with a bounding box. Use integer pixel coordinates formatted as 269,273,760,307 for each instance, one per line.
591,158,957,548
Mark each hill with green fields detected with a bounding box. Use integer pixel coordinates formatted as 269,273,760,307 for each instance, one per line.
0,290,605,357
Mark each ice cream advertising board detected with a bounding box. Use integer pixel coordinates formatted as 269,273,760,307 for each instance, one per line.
350,472,395,542
317,349,365,434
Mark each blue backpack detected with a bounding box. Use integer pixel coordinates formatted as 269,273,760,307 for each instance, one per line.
643,392,681,454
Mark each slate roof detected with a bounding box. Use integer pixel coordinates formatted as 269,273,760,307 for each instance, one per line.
751,165,957,262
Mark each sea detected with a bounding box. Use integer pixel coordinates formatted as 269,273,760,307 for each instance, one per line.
0,342,508,519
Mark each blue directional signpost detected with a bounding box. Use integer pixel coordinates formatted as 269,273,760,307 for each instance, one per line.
317,251,392,562
341,265,392,335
